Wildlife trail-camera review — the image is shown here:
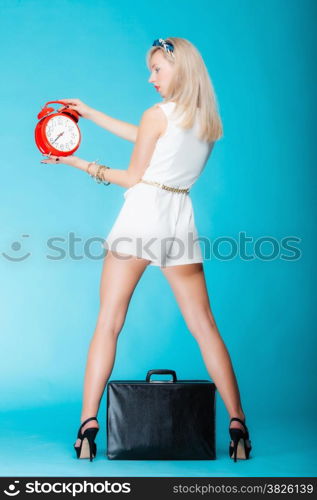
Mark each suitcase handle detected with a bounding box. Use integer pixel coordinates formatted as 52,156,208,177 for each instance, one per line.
146,369,177,383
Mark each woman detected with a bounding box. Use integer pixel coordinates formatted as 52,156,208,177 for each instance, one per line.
41,37,252,462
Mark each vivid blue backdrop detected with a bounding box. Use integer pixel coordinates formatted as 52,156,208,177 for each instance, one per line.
0,0,316,477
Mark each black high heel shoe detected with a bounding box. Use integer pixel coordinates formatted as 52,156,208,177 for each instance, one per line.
73,417,99,462
229,417,252,462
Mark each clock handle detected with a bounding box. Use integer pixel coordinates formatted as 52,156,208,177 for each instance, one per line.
44,100,68,107
38,101,80,121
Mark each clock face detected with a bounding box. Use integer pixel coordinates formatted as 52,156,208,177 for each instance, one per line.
45,115,80,152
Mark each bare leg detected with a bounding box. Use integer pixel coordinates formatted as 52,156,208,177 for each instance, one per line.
75,250,151,445
161,262,246,432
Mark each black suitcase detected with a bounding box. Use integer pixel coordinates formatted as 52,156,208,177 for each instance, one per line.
106,369,217,460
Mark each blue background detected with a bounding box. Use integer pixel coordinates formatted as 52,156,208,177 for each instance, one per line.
0,0,316,477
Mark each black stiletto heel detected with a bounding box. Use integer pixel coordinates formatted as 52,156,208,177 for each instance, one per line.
229,417,252,462
74,417,99,461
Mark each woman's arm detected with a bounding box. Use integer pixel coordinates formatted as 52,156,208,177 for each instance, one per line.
87,108,138,143
57,99,138,142
78,105,165,186
41,104,166,188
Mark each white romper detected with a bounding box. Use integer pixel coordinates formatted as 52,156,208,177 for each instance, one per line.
103,101,214,267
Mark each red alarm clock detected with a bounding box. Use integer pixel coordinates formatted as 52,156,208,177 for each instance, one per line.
35,100,81,156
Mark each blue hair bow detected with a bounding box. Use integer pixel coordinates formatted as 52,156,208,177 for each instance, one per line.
152,38,174,55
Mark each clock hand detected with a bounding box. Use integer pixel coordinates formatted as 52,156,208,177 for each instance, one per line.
51,131,64,145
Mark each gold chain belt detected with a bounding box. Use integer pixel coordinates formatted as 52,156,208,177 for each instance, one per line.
139,179,190,194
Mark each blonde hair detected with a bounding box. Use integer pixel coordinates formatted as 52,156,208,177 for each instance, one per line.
146,37,223,143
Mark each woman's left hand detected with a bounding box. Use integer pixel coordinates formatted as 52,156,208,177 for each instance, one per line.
40,154,82,168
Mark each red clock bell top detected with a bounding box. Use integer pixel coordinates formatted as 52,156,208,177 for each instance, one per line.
37,100,80,121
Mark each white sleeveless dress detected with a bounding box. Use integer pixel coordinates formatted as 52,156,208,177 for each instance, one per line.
103,101,214,267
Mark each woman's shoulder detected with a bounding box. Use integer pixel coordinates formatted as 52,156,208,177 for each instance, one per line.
142,103,167,120
154,100,176,109
151,101,176,119
141,102,176,124
139,103,170,133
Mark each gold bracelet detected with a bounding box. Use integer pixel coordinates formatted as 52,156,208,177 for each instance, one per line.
103,166,111,186
96,165,104,183
95,164,102,183
86,161,111,186
96,164,111,185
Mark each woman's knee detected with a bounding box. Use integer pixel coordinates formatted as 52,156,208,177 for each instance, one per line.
95,307,127,338
185,306,219,342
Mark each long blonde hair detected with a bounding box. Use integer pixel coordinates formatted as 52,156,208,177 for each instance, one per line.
146,37,223,142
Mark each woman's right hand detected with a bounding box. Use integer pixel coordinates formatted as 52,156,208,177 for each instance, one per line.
57,98,94,119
